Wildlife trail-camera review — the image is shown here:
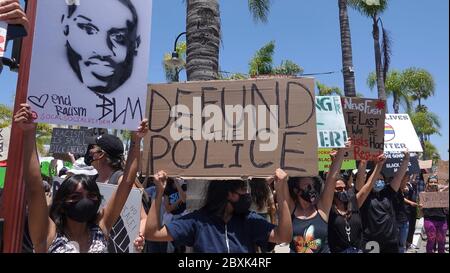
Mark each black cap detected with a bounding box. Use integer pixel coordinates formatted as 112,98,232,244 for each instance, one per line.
87,134,124,158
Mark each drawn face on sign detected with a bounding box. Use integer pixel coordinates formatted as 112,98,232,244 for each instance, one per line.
62,0,140,94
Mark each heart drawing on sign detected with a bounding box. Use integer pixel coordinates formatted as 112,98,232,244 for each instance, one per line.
28,94,49,109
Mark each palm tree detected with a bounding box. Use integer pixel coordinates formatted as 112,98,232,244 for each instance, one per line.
248,41,303,77
410,108,441,158
367,70,412,113
349,0,391,101
403,67,435,109
273,60,303,76
423,140,441,162
316,81,344,96
0,104,52,155
186,0,271,81
338,0,357,97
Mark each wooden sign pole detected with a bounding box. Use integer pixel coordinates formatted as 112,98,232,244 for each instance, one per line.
1,0,37,253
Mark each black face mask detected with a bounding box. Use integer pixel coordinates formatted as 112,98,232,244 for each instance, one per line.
334,191,349,203
63,197,100,223
84,145,95,166
230,193,252,215
298,185,318,204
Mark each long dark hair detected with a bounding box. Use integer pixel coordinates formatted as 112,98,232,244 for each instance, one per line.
201,180,247,217
50,174,102,233
250,178,272,211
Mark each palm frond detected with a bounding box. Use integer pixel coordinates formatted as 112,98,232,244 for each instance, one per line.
248,0,271,23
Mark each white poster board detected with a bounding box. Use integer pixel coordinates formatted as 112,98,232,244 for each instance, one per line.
97,183,142,253
384,114,423,152
27,0,153,130
315,96,347,148
0,126,11,161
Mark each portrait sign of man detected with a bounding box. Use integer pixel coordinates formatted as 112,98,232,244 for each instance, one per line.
61,0,141,94
26,0,152,130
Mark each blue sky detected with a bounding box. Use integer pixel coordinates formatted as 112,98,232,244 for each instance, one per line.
1,0,448,159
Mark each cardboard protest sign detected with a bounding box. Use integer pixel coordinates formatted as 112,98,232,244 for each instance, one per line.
341,97,386,160
419,191,449,208
143,78,318,177
26,0,153,130
49,128,90,155
318,149,356,172
97,183,142,253
435,160,449,182
382,153,420,177
0,126,11,161
419,160,433,170
316,96,348,148
384,114,423,152
0,22,7,58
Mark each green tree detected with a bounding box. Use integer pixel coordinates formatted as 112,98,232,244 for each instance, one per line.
249,41,275,77
163,41,187,83
410,108,441,159
0,105,52,155
0,104,13,129
367,70,413,113
249,41,303,77
186,0,271,81
273,60,304,76
349,0,391,101
423,140,441,163
402,67,435,109
338,0,357,96
316,81,343,96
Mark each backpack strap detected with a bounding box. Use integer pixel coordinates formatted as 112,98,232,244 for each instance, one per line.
108,170,124,185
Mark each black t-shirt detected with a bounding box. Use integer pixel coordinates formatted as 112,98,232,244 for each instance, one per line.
164,184,187,215
423,208,447,221
403,183,416,215
360,186,399,244
393,190,409,223
328,189,363,253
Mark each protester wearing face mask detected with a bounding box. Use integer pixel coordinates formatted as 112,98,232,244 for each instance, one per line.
359,151,410,253
421,176,448,253
84,133,148,253
286,140,352,253
144,169,292,253
328,155,386,253
393,173,415,253
14,104,148,253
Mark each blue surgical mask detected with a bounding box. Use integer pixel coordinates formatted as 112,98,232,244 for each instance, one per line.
373,179,385,193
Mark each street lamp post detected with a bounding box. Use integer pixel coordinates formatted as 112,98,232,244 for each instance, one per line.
164,32,186,82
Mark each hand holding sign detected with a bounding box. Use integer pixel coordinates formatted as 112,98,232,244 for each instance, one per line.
402,149,410,159
154,170,168,193
133,234,145,253
274,168,288,183
375,153,387,166
133,119,149,140
331,138,353,160
13,104,36,131
274,168,288,195
0,0,29,34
